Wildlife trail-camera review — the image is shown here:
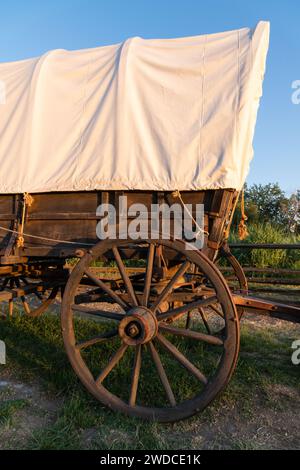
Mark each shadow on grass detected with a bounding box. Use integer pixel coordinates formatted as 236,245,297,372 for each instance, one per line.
0,315,75,392
0,313,299,449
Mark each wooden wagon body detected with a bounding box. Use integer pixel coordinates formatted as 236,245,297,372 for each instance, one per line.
0,189,238,259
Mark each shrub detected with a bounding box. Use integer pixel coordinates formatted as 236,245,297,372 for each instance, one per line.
229,222,300,268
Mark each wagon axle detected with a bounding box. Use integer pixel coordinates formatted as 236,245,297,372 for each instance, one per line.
119,307,158,346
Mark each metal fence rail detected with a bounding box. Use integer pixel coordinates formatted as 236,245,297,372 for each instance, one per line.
225,242,299,298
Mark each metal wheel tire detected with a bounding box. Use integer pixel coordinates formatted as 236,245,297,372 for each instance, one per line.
61,238,240,422
218,245,248,319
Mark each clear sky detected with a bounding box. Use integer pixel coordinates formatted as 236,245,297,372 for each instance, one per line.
0,0,299,194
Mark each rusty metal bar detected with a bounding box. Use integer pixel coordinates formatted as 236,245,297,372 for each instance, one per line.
220,266,300,274
233,293,300,323
246,287,300,295
226,276,300,285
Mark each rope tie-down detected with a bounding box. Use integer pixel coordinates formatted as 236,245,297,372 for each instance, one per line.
172,190,209,238
16,193,34,248
238,188,249,241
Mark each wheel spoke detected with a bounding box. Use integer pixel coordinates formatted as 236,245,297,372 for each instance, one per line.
21,296,31,315
84,269,128,310
76,329,118,350
209,303,224,318
141,244,155,307
96,343,128,384
112,247,139,307
148,342,176,406
152,261,190,313
71,305,124,321
34,290,44,301
129,344,142,406
157,296,218,322
25,287,59,318
156,334,208,385
8,299,13,318
159,324,223,346
198,307,211,334
185,311,192,329
16,278,31,313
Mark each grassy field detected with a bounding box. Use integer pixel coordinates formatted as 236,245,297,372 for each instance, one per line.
0,307,299,450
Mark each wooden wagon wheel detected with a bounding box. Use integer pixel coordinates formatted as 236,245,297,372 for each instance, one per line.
216,243,248,319
61,238,240,422
0,275,59,318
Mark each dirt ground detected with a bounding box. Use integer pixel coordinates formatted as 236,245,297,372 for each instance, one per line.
0,311,299,450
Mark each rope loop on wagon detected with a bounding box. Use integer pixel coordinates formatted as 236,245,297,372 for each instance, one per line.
0,224,94,246
16,193,34,248
172,189,209,237
238,187,249,240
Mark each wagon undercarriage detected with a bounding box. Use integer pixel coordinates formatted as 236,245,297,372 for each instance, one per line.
1,254,298,322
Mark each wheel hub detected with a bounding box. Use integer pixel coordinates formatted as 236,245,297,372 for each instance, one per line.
119,307,158,346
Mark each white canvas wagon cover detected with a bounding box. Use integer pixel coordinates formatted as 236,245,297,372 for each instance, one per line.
0,21,269,193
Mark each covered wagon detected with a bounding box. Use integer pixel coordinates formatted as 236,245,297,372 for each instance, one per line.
0,21,282,422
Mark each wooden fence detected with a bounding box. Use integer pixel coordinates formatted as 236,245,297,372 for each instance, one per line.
226,243,300,296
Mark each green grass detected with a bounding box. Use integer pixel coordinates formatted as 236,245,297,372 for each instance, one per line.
0,313,299,450
0,399,28,426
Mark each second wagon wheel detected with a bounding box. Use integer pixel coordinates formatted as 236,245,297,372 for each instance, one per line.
0,275,59,318
215,243,248,319
61,238,240,422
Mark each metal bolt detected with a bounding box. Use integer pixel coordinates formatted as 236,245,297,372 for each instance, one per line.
128,324,139,337
75,249,85,258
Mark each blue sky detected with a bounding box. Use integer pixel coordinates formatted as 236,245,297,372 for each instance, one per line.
0,0,299,194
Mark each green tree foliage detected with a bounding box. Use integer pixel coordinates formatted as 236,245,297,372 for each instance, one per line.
285,190,300,233
232,183,300,234
230,183,300,268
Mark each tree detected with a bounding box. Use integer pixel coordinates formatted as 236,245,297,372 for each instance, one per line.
285,190,300,233
232,183,300,233
244,183,289,225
